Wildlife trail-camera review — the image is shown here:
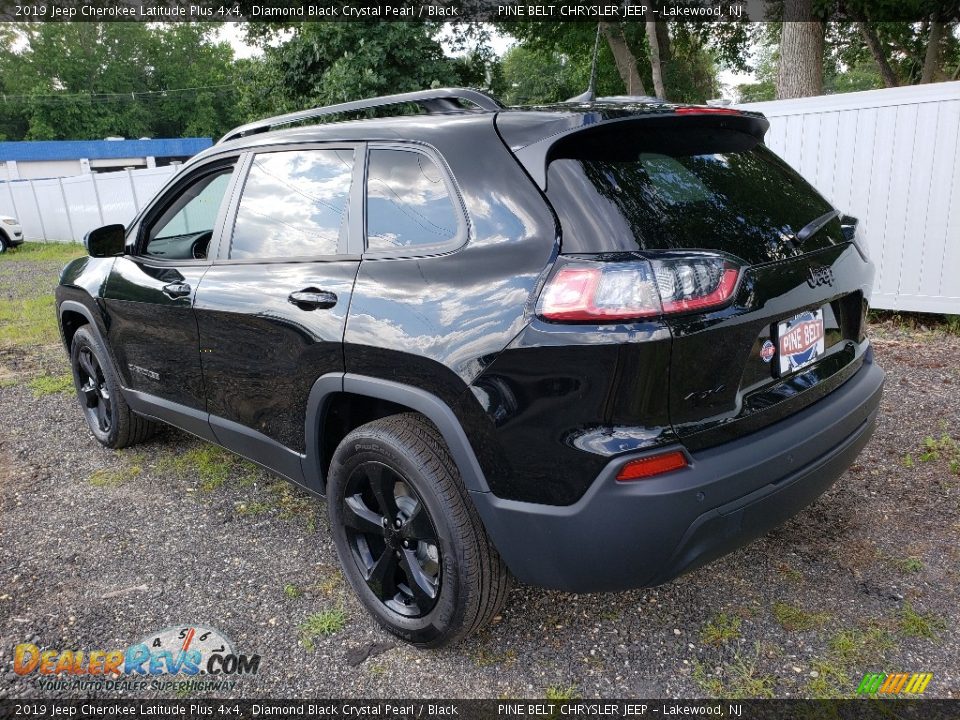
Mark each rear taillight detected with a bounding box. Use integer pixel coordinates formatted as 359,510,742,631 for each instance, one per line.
537,255,740,322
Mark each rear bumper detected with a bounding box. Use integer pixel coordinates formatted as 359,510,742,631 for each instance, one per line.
470,353,884,592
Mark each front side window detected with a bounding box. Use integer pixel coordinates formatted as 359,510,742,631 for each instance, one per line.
366,148,460,251
144,167,233,260
229,148,354,259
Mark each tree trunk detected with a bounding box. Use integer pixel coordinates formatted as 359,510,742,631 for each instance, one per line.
655,21,671,65
645,13,667,99
600,22,645,96
776,0,824,99
858,23,899,87
921,19,944,83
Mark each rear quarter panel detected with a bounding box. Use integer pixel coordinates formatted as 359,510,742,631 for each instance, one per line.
344,119,559,486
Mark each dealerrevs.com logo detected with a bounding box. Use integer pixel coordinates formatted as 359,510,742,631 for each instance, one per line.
13,625,260,693
856,672,933,695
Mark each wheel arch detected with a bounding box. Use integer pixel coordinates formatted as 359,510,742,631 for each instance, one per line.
304,373,491,496
58,299,100,351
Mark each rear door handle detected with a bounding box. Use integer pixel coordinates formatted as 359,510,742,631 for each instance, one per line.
162,282,191,299
288,289,338,310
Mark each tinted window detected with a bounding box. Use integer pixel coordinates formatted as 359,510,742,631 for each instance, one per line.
366,149,459,251
145,168,232,260
546,128,841,264
230,149,354,259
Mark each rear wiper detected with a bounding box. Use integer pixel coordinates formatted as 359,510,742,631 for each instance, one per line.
794,210,840,245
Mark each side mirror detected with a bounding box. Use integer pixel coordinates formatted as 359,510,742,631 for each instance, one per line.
84,224,126,258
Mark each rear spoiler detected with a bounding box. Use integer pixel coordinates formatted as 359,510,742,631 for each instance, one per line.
498,110,769,191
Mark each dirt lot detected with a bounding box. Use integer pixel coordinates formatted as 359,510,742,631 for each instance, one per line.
1,244,958,699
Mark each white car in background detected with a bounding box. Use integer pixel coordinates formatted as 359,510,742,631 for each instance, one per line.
0,214,24,252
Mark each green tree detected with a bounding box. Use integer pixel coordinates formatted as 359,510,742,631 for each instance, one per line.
0,23,243,141
243,23,457,115
498,21,739,104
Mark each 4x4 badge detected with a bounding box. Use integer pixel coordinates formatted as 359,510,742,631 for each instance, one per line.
807,266,834,288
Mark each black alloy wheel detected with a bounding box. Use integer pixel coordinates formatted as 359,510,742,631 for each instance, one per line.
69,325,156,449
328,413,510,647
76,345,112,434
341,461,441,617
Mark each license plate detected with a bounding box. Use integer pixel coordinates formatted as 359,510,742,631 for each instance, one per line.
776,309,825,375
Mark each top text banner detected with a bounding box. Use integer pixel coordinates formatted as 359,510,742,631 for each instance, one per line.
1,0,953,22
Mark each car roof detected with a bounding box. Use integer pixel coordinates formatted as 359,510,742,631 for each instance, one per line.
188,89,767,178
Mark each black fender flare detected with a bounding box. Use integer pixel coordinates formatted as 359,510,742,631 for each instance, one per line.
302,372,491,496
58,299,107,349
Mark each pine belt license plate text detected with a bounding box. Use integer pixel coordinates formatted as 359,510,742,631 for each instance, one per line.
777,309,825,375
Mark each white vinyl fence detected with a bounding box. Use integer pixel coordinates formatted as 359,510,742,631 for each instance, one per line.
740,81,960,314
0,165,178,245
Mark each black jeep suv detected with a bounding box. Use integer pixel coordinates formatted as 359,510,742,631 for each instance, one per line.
56,88,884,647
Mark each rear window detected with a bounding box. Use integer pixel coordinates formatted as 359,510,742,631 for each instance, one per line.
546,129,841,262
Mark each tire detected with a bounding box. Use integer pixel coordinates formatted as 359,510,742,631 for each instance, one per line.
70,325,157,449
0,233,8,254
327,412,510,648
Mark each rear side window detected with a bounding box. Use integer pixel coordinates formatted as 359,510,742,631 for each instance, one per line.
229,149,354,259
546,128,840,262
366,148,460,252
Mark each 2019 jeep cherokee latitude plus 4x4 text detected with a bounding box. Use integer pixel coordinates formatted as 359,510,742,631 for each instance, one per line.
56,89,884,647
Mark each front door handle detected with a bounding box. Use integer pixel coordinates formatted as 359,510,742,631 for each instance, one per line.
288,288,338,311
162,282,191,299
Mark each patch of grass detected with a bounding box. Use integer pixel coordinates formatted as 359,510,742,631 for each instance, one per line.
777,563,804,582
914,433,959,475
283,584,301,599
0,241,84,263
367,663,386,676
902,453,914,468
160,443,255,492
806,659,849,699
692,648,775,699
897,602,945,640
315,573,342,597
701,612,742,646
772,602,830,632
544,685,578,701
300,609,347,649
828,626,895,666
475,646,518,668
0,376,20,389
266,478,313,519
89,462,142,488
0,294,59,348
27,372,73,397
237,500,272,516
809,624,897,697
944,314,960,336
869,310,960,336
894,556,924,574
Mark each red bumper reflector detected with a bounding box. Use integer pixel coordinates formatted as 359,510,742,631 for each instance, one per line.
616,451,688,481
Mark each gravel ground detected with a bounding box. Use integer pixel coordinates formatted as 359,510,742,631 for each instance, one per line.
1,250,958,699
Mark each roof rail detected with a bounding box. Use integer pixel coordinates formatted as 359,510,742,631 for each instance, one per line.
218,88,504,144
